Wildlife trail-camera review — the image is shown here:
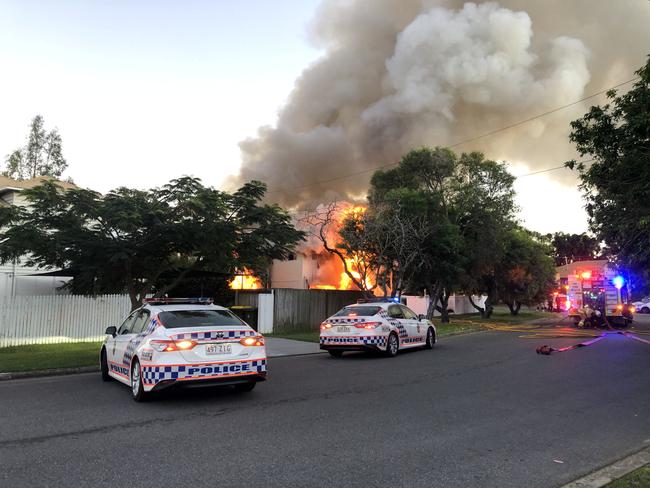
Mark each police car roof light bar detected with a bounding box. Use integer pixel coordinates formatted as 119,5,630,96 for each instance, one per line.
356,297,403,304
143,297,214,305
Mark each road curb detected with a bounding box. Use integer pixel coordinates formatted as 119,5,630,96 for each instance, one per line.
0,365,100,381
0,352,329,381
561,446,650,488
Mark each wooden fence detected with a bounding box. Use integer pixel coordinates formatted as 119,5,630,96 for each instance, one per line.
272,289,365,333
0,295,131,347
0,289,366,346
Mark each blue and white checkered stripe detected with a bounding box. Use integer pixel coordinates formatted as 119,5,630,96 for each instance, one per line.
171,330,256,341
122,317,161,365
396,324,408,338
320,336,387,346
142,359,267,385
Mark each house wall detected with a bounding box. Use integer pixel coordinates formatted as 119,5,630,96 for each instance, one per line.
270,254,321,289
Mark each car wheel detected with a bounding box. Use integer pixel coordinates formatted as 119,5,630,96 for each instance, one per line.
328,350,344,358
642,307,650,314
425,327,436,349
233,382,256,393
385,333,399,357
130,359,147,402
100,348,111,382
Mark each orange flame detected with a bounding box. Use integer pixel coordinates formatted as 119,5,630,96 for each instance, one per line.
229,269,262,290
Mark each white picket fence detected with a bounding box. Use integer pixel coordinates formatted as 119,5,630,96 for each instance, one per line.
0,294,132,347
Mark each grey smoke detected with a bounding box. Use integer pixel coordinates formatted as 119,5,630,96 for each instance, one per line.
233,0,650,207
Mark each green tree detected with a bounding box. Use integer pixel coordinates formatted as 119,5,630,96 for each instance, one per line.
567,56,650,273
0,177,304,310
453,152,517,318
497,228,557,315
3,115,68,180
548,232,600,266
369,147,516,321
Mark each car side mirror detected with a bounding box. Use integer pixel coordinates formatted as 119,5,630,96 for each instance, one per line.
418,314,426,321
105,326,117,337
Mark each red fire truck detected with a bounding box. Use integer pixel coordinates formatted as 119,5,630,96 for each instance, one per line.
556,260,634,327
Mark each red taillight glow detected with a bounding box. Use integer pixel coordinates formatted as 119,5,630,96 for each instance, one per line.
150,340,197,352
320,322,333,330
240,335,264,346
354,321,381,329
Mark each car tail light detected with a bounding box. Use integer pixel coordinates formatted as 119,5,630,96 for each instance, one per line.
629,306,636,313
240,335,264,346
150,340,197,352
617,304,624,311
320,322,333,330
355,321,381,329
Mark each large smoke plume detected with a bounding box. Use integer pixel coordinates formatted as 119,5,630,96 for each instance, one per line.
233,0,650,207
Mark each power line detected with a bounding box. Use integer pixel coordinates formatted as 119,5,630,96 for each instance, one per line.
290,158,595,214
266,77,636,196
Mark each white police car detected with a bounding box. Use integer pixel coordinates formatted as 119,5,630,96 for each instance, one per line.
319,299,436,357
100,298,266,401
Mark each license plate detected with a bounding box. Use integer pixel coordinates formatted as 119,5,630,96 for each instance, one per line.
337,326,350,333
205,343,232,355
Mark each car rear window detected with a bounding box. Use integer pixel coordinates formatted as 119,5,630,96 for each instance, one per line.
333,306,381,317
158,310,244,328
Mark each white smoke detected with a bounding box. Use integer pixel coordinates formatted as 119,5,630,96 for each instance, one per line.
232,0,650,207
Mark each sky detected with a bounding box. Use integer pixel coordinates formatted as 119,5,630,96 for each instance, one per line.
0,0,619,235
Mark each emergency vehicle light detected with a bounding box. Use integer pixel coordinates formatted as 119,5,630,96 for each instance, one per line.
144,297,214,305
240,336,264,346
150,339,198,352
612,276,625,289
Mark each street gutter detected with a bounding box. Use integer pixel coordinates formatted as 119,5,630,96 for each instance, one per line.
561,445,650,488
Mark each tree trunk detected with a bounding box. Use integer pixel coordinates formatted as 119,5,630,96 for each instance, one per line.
435,289,451,323
507,300,521,315
467,294,486,318
426,284,441,320
129,289,141,312
484,289,495,318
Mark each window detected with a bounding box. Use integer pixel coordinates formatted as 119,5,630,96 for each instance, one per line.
333,306,381,317
387,305,405,319
400,306,417,320
118,312,138,335
131,311,151,335
158,309,244,329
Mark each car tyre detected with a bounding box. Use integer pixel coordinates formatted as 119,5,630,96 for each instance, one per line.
425,327,436,349
130,359,147,402
100,348,111,382
328,350,344,358
642,307,650,314
233,382,256,393
385,333,399,358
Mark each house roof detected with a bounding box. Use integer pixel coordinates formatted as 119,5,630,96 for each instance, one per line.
0,175,77,196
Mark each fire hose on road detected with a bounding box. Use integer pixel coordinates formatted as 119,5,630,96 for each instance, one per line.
469,320,650,355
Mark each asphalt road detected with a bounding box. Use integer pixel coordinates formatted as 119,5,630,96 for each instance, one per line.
1,322,649,488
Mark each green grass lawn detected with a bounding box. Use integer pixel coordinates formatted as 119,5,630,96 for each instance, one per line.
0,309,560,372
0,342,102,373
605,464,650,487
267,308,562,344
